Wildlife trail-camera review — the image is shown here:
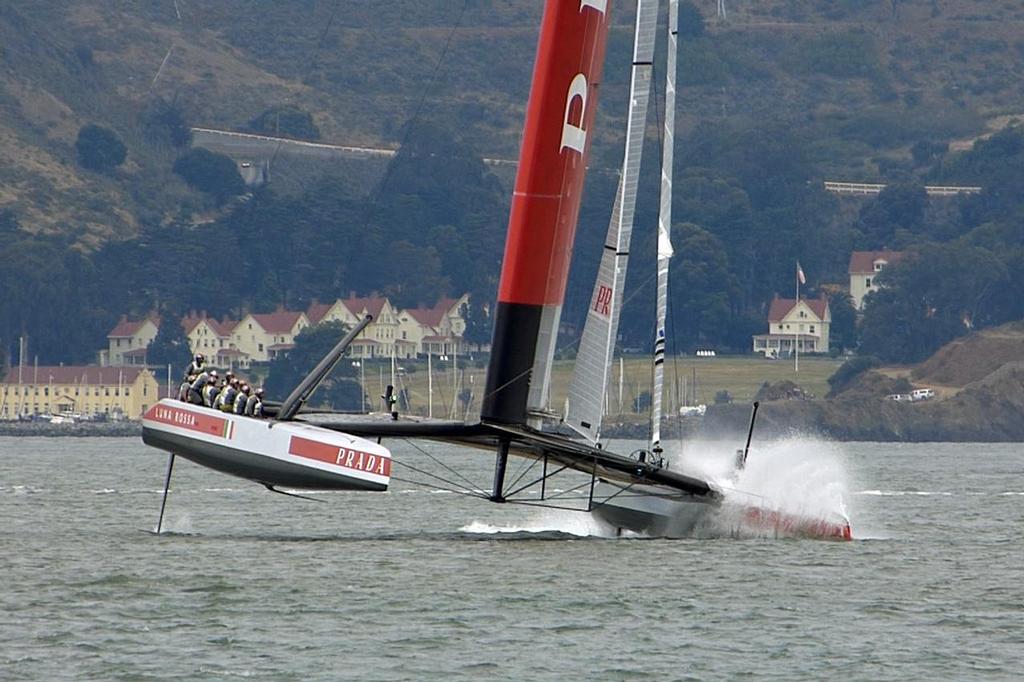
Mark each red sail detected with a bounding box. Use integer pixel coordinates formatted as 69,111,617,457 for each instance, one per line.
497,1,612,306
482,0,613,425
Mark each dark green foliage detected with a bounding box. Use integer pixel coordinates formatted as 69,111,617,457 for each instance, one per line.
828,291,858,352
72,44,93,66
668,223,736,348
858,182,928,246
827,355,881,396
461,301,491,348
173,148,246,203
0,235,112,366
75,124,127,171
140,97,192,147
859,244,1009,363
247,105,320,140
714,390,732,405
146,306,192,380
263,321,361,409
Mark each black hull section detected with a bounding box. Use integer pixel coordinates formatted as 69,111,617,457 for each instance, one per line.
142,427,387,491
481,301,543,425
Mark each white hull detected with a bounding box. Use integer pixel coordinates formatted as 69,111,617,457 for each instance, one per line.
591,481,851,540
142,399,391,491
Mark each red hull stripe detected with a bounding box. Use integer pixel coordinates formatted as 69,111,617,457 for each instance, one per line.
144,403,231,440
288,436,391,478
744,507,853,541
496,0,613,306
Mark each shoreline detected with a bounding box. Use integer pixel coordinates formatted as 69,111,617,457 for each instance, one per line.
0,421,142,437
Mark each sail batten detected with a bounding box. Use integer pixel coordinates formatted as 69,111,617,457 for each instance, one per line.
565,0,659,443
652,0,679,451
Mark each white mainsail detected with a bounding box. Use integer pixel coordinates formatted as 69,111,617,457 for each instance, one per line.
565,0,659,442
651,0,678,453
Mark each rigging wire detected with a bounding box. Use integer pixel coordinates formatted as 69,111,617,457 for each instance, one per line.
369,0,470,206
396,437,487,497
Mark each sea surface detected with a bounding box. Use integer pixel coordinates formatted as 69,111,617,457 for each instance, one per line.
1,436,1022,680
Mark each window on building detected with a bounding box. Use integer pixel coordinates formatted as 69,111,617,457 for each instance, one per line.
258,344,264,352
105,388,110,396
866,277,872,287
810,325,816,333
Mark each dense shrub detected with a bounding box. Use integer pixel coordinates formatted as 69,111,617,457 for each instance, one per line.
172,149,246,203
76,124,127,171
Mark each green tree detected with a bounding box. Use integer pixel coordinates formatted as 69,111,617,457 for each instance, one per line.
173,148,246,203
461,300,491,348
75,124,127,171
828,291,858,352
826,355,880,397
858,182,927,246
263,321,361,409
146,308,192,381
859,244,1008,362
668,223,736,348
140,97,192,147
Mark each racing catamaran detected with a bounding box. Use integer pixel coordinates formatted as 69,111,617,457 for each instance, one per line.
142,0,851,540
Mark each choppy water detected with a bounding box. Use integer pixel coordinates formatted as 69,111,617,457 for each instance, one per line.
1,436,1022,680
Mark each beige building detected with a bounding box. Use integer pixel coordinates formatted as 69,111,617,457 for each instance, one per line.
0,366,160,420
849,250,904,310
753,295,832,357
231,309,310,364
101,316,159,366
307,296,404,359
398,295,470,356
182,314,248,369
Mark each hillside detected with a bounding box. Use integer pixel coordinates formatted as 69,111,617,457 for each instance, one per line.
3,1,1024,371
701,323,1024,441
3,1,1024,237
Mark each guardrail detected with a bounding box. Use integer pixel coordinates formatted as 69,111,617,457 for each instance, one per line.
823,181,982,196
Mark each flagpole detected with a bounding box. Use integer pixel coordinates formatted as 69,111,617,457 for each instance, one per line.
795,262,800,373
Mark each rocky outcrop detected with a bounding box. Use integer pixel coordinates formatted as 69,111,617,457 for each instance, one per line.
699,362,1024,441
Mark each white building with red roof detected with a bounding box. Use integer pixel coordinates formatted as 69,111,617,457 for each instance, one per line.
102,315,160,366
398,294,469,357
849,250,904,310
181,313,246,368
0,365,159,420
231,308,310,363
752,295,831,357
307,295,403,359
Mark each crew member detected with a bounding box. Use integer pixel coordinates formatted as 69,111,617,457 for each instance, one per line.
216,378,238,412
233,384,250,415
186,353,205,378
245,388,264,418
202,371,220,407
178,375,194,402
187,371,209,405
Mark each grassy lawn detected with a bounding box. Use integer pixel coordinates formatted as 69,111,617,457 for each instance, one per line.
369,354,843,420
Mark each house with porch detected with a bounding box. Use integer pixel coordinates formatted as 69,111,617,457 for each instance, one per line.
752,295,831,357
398,295,470,357
307,295,403,359
231,309,310,364
101,315,159,366
849,250,904,310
